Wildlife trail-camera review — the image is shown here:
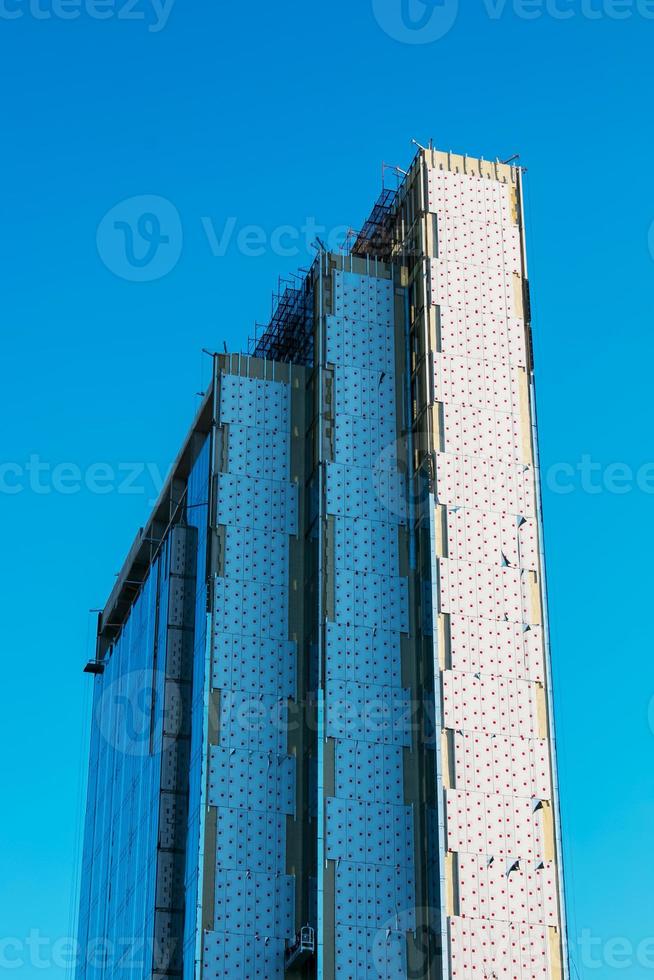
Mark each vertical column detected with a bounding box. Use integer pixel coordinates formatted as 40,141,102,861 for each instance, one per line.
202,369,298,979
154,524,198,980
182,434,212,980
425,159,566,980
321,264,417,980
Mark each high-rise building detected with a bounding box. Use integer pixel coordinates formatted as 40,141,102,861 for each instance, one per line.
77,145,568,980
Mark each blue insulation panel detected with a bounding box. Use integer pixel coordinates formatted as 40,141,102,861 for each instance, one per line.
325,271,415,979
205,373,297,980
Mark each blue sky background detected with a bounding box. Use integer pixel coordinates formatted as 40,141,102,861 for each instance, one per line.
1,1,653,976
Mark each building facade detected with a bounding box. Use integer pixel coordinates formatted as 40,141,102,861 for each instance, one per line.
77,146,568,980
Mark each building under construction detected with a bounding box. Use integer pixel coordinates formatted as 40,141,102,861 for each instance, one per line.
77,145,569,980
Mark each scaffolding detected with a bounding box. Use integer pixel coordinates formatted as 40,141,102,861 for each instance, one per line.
249,271,314,366
351,187,397,260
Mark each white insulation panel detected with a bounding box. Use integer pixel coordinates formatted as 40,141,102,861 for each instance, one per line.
457,853,559,927
429,163,563,977
452,731,552,801
449,915,550,980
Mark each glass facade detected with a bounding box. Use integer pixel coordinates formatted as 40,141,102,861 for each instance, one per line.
78,437,209,980
182,435,210,980
77,537,175,980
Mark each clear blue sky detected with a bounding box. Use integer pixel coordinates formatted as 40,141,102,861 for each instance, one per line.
1,2,653,977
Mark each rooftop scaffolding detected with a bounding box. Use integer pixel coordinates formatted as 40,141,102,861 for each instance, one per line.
249,270,314,366
351,186,397,260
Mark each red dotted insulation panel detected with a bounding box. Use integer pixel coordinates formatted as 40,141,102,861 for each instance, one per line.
441,403,524,465
443,670,539,740
439,557,531,625
437,306,528,367
450,916,550,979
452,731,551,801
434,352,523,415
448,615,545,683
435,452,535,518
446,789,544,863
445,508,539,573
429,164,561,978
457,853,559,927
